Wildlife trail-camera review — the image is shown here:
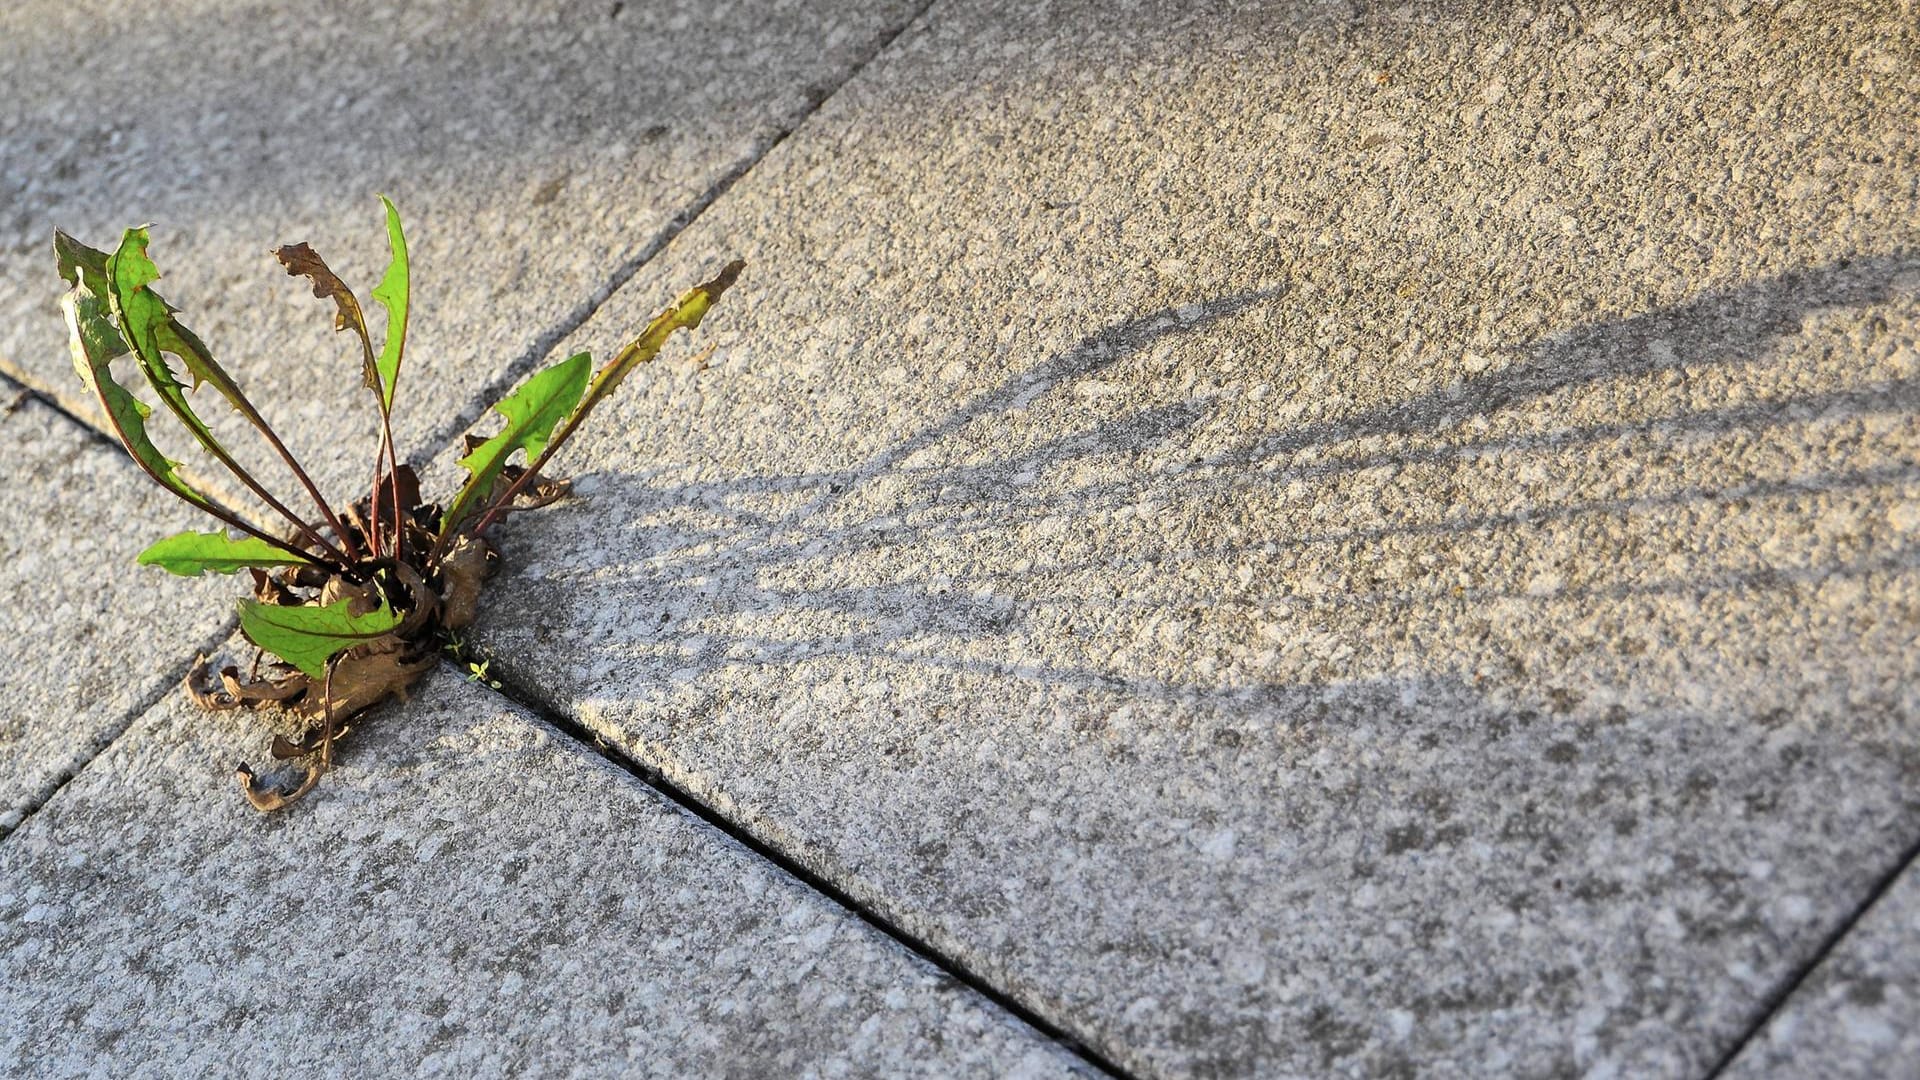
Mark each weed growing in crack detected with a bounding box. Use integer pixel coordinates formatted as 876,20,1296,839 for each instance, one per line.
56,198,741,810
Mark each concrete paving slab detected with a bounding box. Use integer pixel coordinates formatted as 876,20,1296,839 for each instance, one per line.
0,395,234,834
1722,854,1920,1079
0,660,1089,1078
444,1,1920,1075
0,0,918,503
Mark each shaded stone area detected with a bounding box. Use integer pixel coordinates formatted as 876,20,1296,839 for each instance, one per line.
0,397,233,833
1724,855,1920,1080
452,1,1920,1074
0,663,1087,1078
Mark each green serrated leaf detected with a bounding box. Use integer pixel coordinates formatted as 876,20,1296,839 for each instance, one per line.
238,595,404,680
53,232,126,369
56,231,211,510
107,228,225,451
439,352,591,535
93,228,262,421
137,530,314,577
371,195,409,411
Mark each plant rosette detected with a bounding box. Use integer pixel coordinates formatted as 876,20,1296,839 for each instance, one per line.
56,200,741,810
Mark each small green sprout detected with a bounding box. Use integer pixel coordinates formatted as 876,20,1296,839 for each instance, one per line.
56,200,742,810
465,660,502,690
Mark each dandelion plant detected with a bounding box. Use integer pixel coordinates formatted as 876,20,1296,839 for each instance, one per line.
56,199,741,810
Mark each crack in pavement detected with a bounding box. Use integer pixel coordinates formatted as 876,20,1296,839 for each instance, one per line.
455,655,1136,1080
1700,829,1920,1079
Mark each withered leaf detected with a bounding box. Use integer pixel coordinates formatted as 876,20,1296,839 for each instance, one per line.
438,536,496,631
286,641,436,723
237,761,324,812
275,241,377,391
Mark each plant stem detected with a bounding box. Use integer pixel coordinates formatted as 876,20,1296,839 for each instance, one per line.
154,470,341,571
240,400,365,563
147,396,355,567
375,408,402,559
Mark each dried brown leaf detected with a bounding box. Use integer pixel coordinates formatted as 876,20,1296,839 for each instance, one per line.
274,241,377,390
438,536,496,631
271,723,356,759
286,641,435,723
220,664,303,704
237,761,324,812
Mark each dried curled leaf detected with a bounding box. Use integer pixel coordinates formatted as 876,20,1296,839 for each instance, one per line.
275,241,377,390
289,642,435,722
438,535,496,631
237,761,324,812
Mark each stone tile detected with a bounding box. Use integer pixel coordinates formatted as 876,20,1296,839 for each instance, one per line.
0,0,918,502
0,662,1088,1078
1723,855,1920,1080
0,396,234,834
447,1,1920,1074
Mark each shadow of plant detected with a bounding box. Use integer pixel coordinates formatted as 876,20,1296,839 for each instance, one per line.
477,249,1919,710
458,250,1920,1078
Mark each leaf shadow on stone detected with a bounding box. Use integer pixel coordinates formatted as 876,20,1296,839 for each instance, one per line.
465,252,1920,1077
490,249,1920,704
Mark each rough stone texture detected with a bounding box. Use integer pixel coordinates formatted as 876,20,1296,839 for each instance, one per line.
0,396,234,834
1723,856,1920,1080
450,2,1920,1075
0,0,918,501
0,661,1087,1078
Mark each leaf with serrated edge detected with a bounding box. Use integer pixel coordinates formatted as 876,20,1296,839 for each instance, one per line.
101,229,278,423
138,530,314,577
107,229,227,454
460,259,745,542
238,594,404,680
56,231,211,510
370,195,409,410
101,228,349,564
53,232,126,367
275,240,377,390
439,352,590,535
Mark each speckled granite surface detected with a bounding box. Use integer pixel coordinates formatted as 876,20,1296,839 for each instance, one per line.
0,397,233,833
448,1,1920,1074
0,0,919,499
4,0,1919,1075
0,663,1087,1078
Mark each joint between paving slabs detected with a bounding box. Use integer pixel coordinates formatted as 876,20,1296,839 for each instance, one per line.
406,0,942,468
1699,828,1920,1079
0,614,238,844
458,658,1138,1080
